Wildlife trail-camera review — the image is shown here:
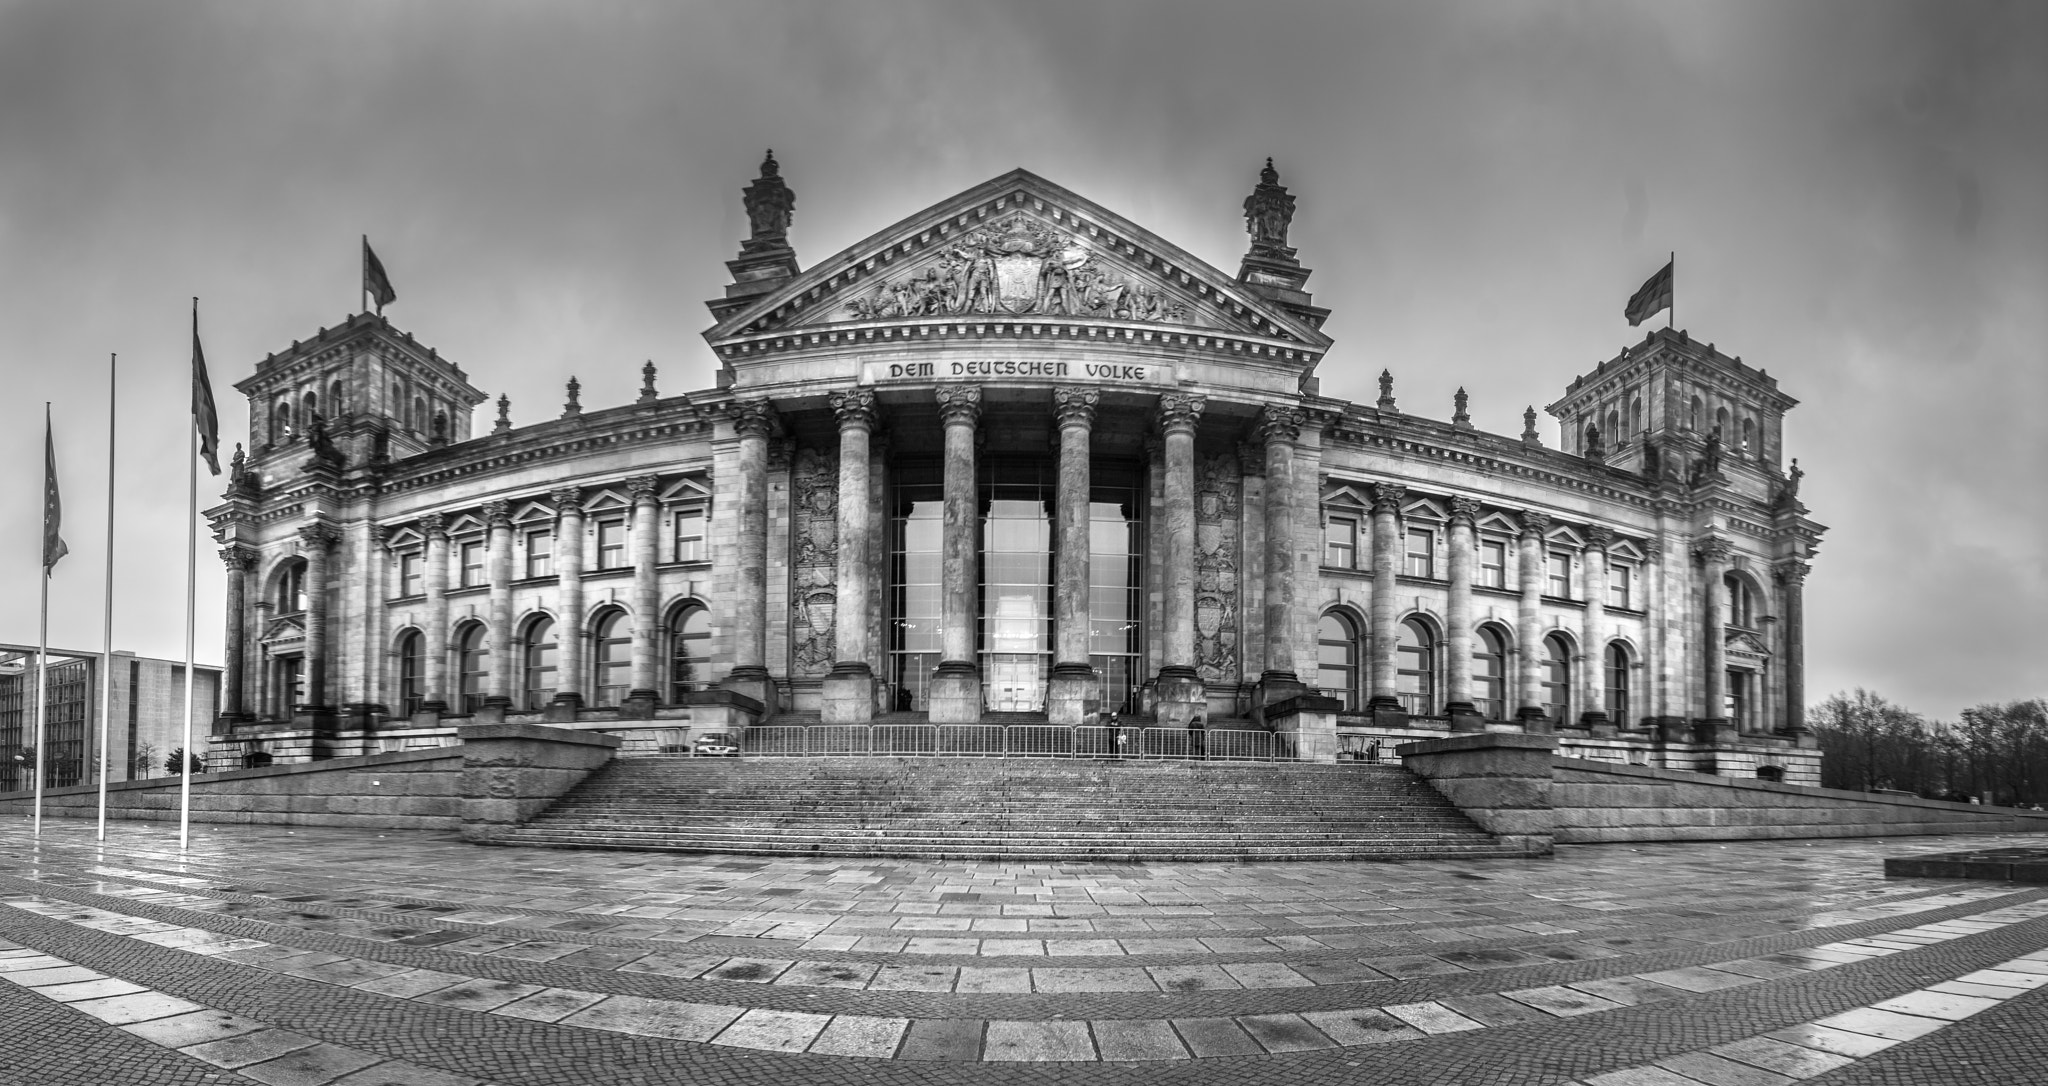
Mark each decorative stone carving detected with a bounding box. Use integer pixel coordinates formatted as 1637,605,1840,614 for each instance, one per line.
1522,406,1541,444
1518,510,1552,538
1158,393,1206,433
1370,483,1406,515
624,476,658,504
639,361,658,404
1255,406,1301,445
1453,387,1471,428
1693,536,1734,564
494,394,511,434
1242,158,1296,252
420,513,448,539
727,400,778,438
788,445,840,678
1585,425,1606,460
1194,452,1242,685
743,150,796,246
1376,370,1396,412
1052,387,1097,427
842,214,1192,325
297,521,339,551
1448,496,1482,528
1584,525,1614,551
219,546,259,571
1236,441,1265,476
546,488,581,515
828,389,879,429
482,499,512,527
1773,558,1810,586
562,376,582,419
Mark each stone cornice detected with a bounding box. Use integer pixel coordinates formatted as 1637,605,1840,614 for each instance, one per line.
710,319,1320,371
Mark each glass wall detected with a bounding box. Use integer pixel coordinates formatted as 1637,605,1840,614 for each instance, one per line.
981,461,1054,711
1088,478,1144,713
889,464,944,711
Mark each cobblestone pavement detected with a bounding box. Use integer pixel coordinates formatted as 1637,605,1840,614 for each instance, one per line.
2,822,2044,1085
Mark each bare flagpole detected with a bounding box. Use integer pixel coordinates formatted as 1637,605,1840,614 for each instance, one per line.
180,302,200,851
98,355,117,842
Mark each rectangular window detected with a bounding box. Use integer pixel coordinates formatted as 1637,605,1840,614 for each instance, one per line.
1608,561,1633,609
596,519,627,569
525,529,553,580
1479,539,1507,589
1324,515,1358,569
1403,528,1435,579
396,551,423,598
673,508,706,563
1546,552,1572,599
460,540,486,587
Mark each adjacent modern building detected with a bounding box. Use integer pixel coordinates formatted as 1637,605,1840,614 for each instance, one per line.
0,647,221,791
205,156,1826,782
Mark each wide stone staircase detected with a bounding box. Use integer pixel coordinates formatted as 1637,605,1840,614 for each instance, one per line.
492,757,1540,861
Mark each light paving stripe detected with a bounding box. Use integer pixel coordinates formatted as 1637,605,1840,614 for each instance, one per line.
8,893,2045,1062
1565,945,2048,1086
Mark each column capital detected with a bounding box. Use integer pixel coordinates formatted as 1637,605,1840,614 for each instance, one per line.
726,399,780,438
1772,557,1810,586
482,498,513,527
420,513,448,540
1051,387,1097,428
1517,510,1552,538
936,384,984,426
297,522,340,550
625,475,660,505
368,523,389,546
1158,392,1206,435
1255,406,1302,445
219,545,259,572
547,488,582,516
1692,536,1734,564
1369,482,1406,515
1583,525,1614,552
829,389,879,429
1448,496,1482,527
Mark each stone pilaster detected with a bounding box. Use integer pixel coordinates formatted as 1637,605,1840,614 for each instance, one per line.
218,546,258,726
1154,392,1206,727
421,513,450,712
723,401,778,712
1580,526,1613,735
1444,497,1482,732
297,522,340,724
548,490,585,715
1046,388,1098,725
927,385,983,723
625,476,662,713
1696,537,1733,743
1775,558,1813,744
1515,510,1551,730
1254,408,1305,710
484,500,516,712
823,391,878,723
1366,483,1406,722
357,523,387,724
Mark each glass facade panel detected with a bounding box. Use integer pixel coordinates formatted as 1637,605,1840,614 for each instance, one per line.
524,530,552,580
1404,528,1435,579
982,488,1052,712
889,468,943,711
1479,540,1507,588
1317,613,1359,709
593,611,630,706
674,509,706,562
458,624,488,712
1542,634,1572,722
1608,561,1632,609
596,519,627,569
460,541,486,587
1546,552,1571,598
1325,515,1357,569
1087,487,1143,713
398,552,423,597
523,619,556,709
1605,643,1630,727
670,607,711,699
1396,619,1435,714
1474,626,1507,719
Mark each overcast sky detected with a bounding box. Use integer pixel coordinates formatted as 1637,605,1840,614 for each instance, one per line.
2,1,2041,721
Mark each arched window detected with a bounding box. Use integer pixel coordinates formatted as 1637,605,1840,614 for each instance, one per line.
523,617,557,710
1740,417,1755,454
1396,619,1436,715
1474,626,1509,720
432,411,448,441
413,397,426,433
670,606,712,699
328,379,344,414
1687,396,1701,431
456,623,489,713
1582,422,1598,453
396,630,425,715
303,390,318,421
1628,395,1643,439
1316,612,1361,710
1604,409,1620,445
276,560,306,614
1542,633,1573,723
1605,642,1632,728
273,400,293,443
593,610,631,707
1724,574,1757,628
1714,406,1729,438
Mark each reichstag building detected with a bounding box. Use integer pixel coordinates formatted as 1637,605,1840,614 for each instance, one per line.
206,155,1825,782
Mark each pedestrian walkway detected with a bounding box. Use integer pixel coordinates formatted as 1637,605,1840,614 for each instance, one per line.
2,821,2044,1084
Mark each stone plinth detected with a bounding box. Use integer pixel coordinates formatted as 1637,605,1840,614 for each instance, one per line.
927,663,981,725
1265,692,1342,762
820,664,875,724
1153,669,1207,729
1399,731,1558,855
1046,664,1096,726
458,722,621,843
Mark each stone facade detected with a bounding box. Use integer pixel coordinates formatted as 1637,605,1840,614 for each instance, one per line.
203,155,1826,785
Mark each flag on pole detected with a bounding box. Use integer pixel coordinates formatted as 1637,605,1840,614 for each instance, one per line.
192,301,221,476
43,405,68,573
1625,259,1674,327
363,237,397,313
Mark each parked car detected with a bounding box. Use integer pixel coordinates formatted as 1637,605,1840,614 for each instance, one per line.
692,732,739,757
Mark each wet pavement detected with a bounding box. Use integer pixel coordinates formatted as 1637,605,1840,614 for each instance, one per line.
2,820,2045,1085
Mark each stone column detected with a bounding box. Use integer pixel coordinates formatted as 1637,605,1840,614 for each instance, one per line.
1154,392,1206,728
1775,558,1812,744
1515,510,1551,730
823,391,878,723
484,500,516,712
927,386,983,724
1580,527,1613,735
1696,537,1733,743
298,522,339,718
1255,408,1304,706
1046,388,1098,725
723,401,778,711
360,524,387,722
626,475,662,710
421,514,450,712
217,546,257,726
1445,497,1481,731
548,490,585,713
1366,483,1406,720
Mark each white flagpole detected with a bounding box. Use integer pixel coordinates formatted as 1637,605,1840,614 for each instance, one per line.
180,306,201,851
34,402,51,837
98,354,117,841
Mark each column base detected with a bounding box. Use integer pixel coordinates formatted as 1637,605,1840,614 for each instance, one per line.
1444,701,1486,734
1578,710,1615,738
927,661,982,725
723,666,780,721
1153,667,1206,729
620,689,660,720
543,691,584,724
1250,672,1304,728
1651,716,1691,744
1780,727,1819,750
1045,663,1097,726
1693,718,1737,745
421,699,449,714
1515,706,1554,734
821,662,876,724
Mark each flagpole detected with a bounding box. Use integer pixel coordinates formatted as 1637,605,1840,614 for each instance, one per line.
181,303,199,851
98,355,116,842
34,403,51,837
361,236,369,316
1668,250,1675,330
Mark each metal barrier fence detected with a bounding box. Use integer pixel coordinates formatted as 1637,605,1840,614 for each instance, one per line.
728,724,1304,761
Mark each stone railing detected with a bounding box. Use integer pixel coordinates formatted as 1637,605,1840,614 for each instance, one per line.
732,724,1308,761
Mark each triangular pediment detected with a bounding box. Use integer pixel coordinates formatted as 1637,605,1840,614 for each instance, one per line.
707,170,1332,349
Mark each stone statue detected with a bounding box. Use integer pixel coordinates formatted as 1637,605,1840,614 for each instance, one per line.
1242,158,1296,251
1586,424,1605,459
741,150,795,245
229,443,246,484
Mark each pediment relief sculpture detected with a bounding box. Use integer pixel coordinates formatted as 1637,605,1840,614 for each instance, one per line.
1725,629,1771,657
